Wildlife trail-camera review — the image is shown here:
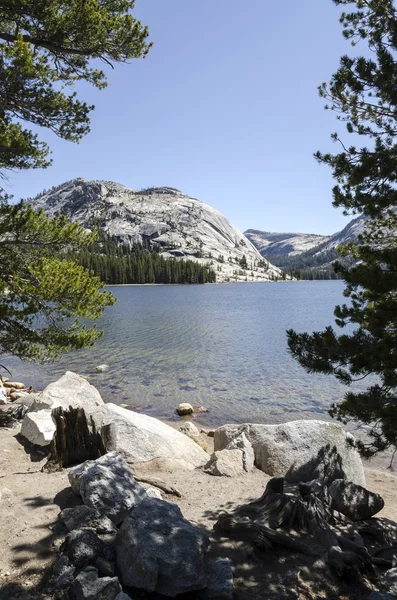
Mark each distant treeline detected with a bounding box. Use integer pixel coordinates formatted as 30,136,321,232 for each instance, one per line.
68,233,216,284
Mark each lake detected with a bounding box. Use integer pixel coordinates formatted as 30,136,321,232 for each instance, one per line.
5,281,360,428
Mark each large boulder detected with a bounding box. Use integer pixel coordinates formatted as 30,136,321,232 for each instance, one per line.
115,497,209,596
68,452,147,525
214,421,365,486
20,409,56,446
30,371,104,412
92,403,209,468
328,479,384,521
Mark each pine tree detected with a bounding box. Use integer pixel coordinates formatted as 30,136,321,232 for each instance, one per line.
0,1,150,361
287,0,397,457
0,204,114,361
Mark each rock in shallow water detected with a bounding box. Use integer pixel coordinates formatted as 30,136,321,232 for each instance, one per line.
177,402,194,416
115,497,209,596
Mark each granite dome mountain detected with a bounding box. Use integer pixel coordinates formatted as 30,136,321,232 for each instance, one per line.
27,179,282,283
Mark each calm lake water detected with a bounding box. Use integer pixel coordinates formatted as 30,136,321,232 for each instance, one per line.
5,281,360,428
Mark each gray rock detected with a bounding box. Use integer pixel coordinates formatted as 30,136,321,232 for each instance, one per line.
91,403,208,467
60,506,117,534
204,449,245,477
71,567,122,600
369,593,397,600
214,420,365,486
63,528,110,568
115,594,133,600
53,555,76,590
145,486,163,499
53,555,75,576
199,559,233,600
328,479,384,521
225,432,254,472
177,403,194,416
94,557,115,577
69,452,147,525
20,410,56,446
30,371,104,412
115,497,209,595
179,421,200,439
69,459,97,495
381,568,397,597
56,569,77,590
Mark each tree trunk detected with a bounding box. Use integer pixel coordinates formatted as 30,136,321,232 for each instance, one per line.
47,407,106,468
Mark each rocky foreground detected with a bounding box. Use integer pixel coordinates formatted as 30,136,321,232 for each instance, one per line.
1,372,397,600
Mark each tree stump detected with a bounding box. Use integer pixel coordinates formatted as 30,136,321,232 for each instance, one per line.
214,477,383,579
47,406,106,468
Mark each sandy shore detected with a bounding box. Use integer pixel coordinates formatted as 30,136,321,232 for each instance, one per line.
0,422,397,600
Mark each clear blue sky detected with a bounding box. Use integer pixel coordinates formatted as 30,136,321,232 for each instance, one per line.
8,0,354,235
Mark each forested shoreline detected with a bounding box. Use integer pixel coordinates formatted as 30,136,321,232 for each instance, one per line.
68,233,216,285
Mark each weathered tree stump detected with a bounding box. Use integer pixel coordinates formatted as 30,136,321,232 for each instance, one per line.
47,406,106,468
214,477,382,579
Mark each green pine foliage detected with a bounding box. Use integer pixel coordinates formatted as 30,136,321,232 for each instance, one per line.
0,203,115,362
0,1,151,362
0,1,151,179
67,232,216,285
287,0,397,457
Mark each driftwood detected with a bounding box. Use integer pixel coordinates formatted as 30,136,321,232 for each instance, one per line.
215,477,381,579
47,407,106,468
132,473,182,497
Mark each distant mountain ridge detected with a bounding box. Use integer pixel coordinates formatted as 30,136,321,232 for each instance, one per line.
27,178,284,283
245,215,367,276
245,230,331,256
